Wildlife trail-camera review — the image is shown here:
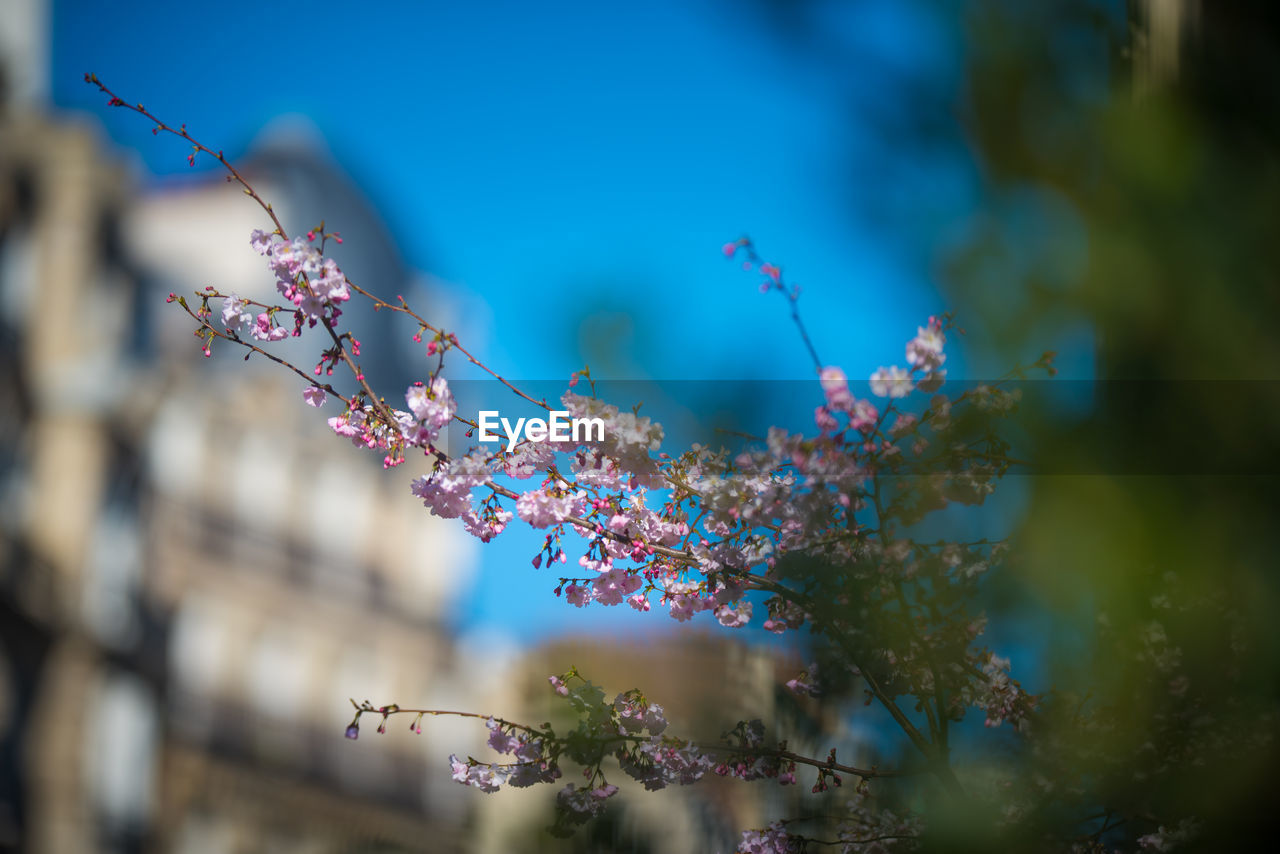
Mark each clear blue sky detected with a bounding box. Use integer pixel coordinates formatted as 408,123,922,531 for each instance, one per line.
52,0,996,643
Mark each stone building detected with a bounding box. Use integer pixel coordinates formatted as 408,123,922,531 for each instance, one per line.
0,52,481,853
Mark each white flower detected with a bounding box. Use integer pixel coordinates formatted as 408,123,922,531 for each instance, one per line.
221,294,253,331
906,324,946,370
870,366,913,398
248,229,274,255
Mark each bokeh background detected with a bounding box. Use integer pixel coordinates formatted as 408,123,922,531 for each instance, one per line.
2,0,1279,851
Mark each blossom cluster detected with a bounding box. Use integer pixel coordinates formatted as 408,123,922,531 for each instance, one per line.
737,822,803,854
831,788,923,853
189,227,1039,846
218,229,353,344
432,671,813,838
217,230,1013,658
250,228,350,321
448,717,561,792
324,376,457,469
193,226,1039,842
975,653,1033,730
95,74,1210,854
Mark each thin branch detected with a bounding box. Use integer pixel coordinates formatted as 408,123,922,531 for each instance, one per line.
360,703,914,780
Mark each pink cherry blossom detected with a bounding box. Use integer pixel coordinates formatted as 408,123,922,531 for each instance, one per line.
515,488,577,529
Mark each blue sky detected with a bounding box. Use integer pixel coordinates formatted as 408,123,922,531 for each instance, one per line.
51,0,1012,643
53,0,951,376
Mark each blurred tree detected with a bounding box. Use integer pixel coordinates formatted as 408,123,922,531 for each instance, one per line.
934,1,1280,849
756,0,1280,848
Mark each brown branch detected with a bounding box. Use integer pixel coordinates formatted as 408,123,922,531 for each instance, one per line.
171,297,350,405
84,74,288,238
361,703,912,780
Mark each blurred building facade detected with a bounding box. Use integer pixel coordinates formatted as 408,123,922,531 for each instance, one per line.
0,55,485,852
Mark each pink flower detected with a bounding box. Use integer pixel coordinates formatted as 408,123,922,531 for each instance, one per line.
814,406,838,433
302,386,326,408
411,452,491,520
251,313,289,342
906,322,946,371
462,507,511,542
312,257,350,303
614,693,668,735
664,582,705,622
818,366,855,412
889,413,918,435
405,377,455,429
592,566,642,606
785,665,819,697
486,718,520,754
738,821,799,854
849,398,879,432
448,755,507,793
564,582,593,607
516,488,577,528
327,406,370,442
715,602,753,628
556,783,616,817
